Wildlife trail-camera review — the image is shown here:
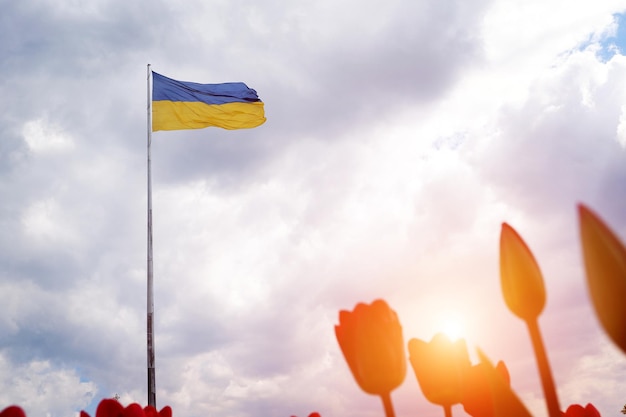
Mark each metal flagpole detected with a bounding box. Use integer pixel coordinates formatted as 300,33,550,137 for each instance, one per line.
146,63,157,407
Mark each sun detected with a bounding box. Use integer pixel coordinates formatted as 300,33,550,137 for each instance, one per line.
438,312,466,341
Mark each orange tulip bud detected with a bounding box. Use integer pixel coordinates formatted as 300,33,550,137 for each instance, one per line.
408,333,471,407
461,360,510,417
579,204,626,354
335,299,406,396
476,350,534,417
499,223,546,321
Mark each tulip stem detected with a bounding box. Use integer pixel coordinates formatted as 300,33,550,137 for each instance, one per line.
526,318,560,417
380,392,396,417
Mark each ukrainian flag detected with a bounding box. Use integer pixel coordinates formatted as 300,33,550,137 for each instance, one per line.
152,72,266,131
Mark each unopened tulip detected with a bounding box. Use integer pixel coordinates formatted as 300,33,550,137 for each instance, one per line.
408,332,471,415
335,299,406,395
499,223,560,417
476,350,533,417
579,204,626,354
144,405,172,417
81,399,173,417
0,406,26,417
335,299,406,417
461,361,510,417
561,403,601,417
499,223,546,321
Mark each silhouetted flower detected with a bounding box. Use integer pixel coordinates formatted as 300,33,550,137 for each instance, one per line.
500,223,561,417
0,406,26,417
579,204,626,354
461,360,510,417
561,403,601,417
80,399,172,417
144,404,172,417
335,299,406,417
408,332,471,413
500,223,546,321
335,299,406,395
475,350,533,417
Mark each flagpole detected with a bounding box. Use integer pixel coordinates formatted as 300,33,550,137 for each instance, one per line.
146,63,157,407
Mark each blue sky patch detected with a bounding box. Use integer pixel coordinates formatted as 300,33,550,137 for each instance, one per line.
595,12,626,61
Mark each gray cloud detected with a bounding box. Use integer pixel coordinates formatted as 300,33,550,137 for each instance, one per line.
1,1,626,417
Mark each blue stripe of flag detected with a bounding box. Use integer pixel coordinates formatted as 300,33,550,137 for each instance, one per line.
152,72,262,105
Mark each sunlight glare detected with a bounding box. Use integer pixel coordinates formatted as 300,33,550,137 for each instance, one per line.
438,312,466,341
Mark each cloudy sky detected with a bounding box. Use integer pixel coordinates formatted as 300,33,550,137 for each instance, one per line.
2,1,626,416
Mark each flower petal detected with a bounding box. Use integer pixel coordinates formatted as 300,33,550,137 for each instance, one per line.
122,403,144,417
562,403,601,417
158,406,172,417
96,399,124,417
144,406,158,417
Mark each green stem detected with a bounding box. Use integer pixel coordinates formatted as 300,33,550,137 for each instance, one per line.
380,392,395,417
526,318,561,417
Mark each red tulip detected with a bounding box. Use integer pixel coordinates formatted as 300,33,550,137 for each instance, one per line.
144,405,172,417
120,403,144,417
335,299,406,417
461,360,510,417
0,406,26,417
475,350,533,417
84,399,121,417
335,299,406,395
80,399,173,417
561,403,601,417
408,332,471,415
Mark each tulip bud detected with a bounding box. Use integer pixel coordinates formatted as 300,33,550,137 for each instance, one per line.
499,223,546,321
476,350,533,417
579,204,626,354
335,299,406,396
461,360,510,417
0,406,26,417
561,403,601,417
408,332,471,407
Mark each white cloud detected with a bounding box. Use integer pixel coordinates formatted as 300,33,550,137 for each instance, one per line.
0,352,96,417
1,1,626,417
616,104,626,147
21,198,79,246
22,119,74,153
559,340,626,416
